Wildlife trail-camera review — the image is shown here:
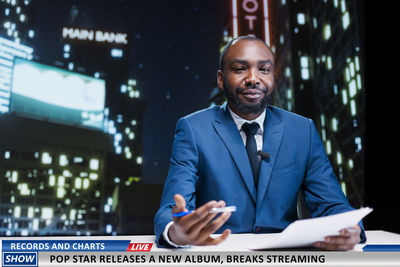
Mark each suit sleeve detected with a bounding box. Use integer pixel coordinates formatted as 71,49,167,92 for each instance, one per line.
154,117,199,247
302,119,366,242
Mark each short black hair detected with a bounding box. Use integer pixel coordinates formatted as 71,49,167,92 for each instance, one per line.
218,35,272,71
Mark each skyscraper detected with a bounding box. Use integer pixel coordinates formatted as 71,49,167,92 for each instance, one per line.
0,0,148,236
269,0,366,208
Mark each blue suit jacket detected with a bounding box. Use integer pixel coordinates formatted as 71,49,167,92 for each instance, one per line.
154,104,363,246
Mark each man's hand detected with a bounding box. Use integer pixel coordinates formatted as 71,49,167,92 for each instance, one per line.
314,225,361,251
168,194,232,246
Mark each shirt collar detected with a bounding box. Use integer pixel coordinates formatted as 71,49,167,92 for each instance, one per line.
227,105,265,134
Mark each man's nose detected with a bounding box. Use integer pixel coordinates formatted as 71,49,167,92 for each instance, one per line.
244,69,260,87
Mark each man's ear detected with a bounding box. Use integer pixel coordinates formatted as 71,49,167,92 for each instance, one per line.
217,70,224,90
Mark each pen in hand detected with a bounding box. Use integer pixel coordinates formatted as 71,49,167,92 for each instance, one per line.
173,206,236,218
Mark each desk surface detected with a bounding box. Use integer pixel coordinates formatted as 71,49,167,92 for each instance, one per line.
152,230,400,251
3,230,398,251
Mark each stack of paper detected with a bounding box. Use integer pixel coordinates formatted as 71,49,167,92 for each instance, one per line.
249,207,373,250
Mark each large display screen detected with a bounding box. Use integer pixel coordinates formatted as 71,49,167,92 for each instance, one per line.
10,58,105,130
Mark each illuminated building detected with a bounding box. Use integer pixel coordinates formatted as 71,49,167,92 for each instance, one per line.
210,0,365,208
0,1,147,235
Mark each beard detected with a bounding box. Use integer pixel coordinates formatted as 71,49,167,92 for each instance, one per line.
223,83,272,115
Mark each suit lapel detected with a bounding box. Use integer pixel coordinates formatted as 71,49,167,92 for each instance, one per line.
212,104,257,204
256,107,284,206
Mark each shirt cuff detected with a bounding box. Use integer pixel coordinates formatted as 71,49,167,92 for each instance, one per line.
162,221,191,248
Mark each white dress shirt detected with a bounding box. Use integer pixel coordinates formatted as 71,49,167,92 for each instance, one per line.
162,107,266,247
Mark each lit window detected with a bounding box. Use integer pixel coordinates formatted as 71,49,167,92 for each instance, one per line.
320,114,325,127
326,140,332,155
32,218,39,231
301,69,309,80
326,56,332,70
136,156,143,164
110,48,123,58
14,206,21,218
42,152,52,164
19,14,25,22
349,79,357,98
286,89,292,99
297,13,305,25
58,176,65,187
49,175,55,187
59,154,68,166
11,171,18,183
57,187,65,198
340,0,346,13
331,118,338,132
355,56,360,71
348,159,354,169
83,178,89,189
356,74,362,90
341,182,347,196
4,151,10,159
106,224,112,234
323,24,331,40
104,204,110,213
64,44,70,52
355,137,362,152
128,132,135,140
41,207,53,219
68,62,74,71
70,209,76,220
19,183,30,195
349,62,355,77
89,159,99,170
300,56,309,68
73,157,83,163
28,29,34,38
300,56,310,80
89,173,98,180
336,152,342,165
334,0,339,8
345,67,350,82
285,67,291,77
342,90,348,104
74,177,82,189
342,12,350,29
128,79,137,86
350,100,357,116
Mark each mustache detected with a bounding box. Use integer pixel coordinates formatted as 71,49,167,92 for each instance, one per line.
236,85,269,94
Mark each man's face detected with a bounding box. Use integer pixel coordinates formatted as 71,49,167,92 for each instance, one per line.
217,39,275,117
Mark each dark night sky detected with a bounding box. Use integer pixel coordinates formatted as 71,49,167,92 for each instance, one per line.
32,0,230,184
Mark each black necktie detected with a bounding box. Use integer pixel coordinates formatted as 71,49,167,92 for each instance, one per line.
242,122,260,188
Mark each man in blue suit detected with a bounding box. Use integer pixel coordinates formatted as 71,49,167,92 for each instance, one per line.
154,36,364,250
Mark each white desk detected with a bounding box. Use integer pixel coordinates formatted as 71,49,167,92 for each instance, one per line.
1,230,399,251
129,230,400,251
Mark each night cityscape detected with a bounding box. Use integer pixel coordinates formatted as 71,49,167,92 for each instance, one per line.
0,0,397,237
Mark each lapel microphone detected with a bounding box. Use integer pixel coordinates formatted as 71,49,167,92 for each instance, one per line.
257,150,270,160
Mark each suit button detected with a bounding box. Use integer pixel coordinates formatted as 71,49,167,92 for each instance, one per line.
255,227,261,233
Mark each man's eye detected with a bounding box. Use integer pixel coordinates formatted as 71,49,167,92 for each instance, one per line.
260,67,271,73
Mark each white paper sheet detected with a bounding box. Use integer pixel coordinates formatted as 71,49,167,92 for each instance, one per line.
249,207,373,250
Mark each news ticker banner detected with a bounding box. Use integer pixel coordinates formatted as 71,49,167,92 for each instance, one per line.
1,240,400,267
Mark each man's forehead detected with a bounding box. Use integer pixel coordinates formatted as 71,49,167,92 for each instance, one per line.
227,39,274,61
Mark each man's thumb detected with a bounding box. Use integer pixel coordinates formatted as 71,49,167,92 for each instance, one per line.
173,194,187,213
